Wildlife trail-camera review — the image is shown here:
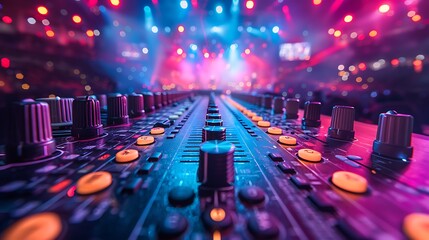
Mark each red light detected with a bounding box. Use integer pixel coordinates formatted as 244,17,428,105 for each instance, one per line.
358,63,367,71
110,0,120,6
378,4,390,13
313,0,322,6
72,15,82,24
178,25,185,33
391,59,399,66
46,30,55,37
37,6,48,15
2,16,12,24
1,58,10,68
191,0,198,7
344,15,353,23
246,0,254,9
67,186,76,198
86,30,94,37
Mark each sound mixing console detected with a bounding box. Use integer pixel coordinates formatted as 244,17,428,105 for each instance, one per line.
0,91,429,240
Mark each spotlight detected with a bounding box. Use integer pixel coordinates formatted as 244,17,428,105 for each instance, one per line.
151,26,159,33
246,0,254,9
180,0,188,9
378,4,390,13
272,26,280,33
215,5,223,14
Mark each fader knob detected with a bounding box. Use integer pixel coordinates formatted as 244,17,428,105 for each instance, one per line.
198,140,235,188
107,94,129,126
285,98,299,119
36,97,73,128
206,113,222,119
262,95,273,109
373,110,414,159
207,107,219,113
154,92,163,109
142,92,155,113
271,97,285,114
72,96,104,139
328,106,355,141
6,99,56,162
302,101,321,127
202,126,226,142
205,119,223,126
128,93,145,118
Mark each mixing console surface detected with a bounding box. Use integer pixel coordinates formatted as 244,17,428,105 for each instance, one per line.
1,92,429,240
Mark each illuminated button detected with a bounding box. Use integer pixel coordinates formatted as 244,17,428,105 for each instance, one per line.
331,171,368,194
116,149,139,163
403,213,429,240
297,149,322,162
151,127,165,135
267,127,282,135
252,116,263,122
76,171,112,195
136,135,155,146
169,114,179,120
247,111,256,117
1,212,62,240
202,207,233,231
257,121,271,127
210,208,226,222
278,136,297,145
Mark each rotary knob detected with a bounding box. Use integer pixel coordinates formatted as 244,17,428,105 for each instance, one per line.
36,97,73,128
142,92,155,113
262,95,273,109
128,93,145,118
285,98,299,119
271,97,285,114
154,92,163,109
373,110,414,159
202,126,226,142
198,140,235,188
107,94,129,126
328,106,355,141
302,101,321,127
6,99,56,162
72,96,104,140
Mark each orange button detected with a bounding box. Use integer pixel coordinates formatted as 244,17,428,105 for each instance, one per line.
297,149,322,162
116,149,139,163
136,135,155,146
76,171,112,195
252,116,263,122
210,208,226,222
247,111,256,117
150,127,165,135
268,127,282,135
279,136,297,145
257,121,271,127
331,171,368,194
403,213,429,240
1,212,62,240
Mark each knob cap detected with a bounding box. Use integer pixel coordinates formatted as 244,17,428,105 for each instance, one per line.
128,93,145,118
72,96,104,139
202,126,226,142
373,110,413,159
198,140,235,188
328,106,355,141
206,113,222,119
302,101,321,127
207,107,219,114
285,98,299,119
6,99,56,162
154,92,163,109
107,94,129,126
36,97,73,128
142,92,155,113
262,95,273,109
205,119,223,126
271,97,285,114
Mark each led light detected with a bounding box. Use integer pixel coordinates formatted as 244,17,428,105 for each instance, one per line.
72,15,82,24
180,0,188,9
344,15,353,23
37,6,48,15
246,0,254,9
215,5,223,14
378,4,390,13
272,26,280,33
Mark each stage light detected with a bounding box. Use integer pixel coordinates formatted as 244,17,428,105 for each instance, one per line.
344,15,353,23
72,15,82,24
328,28,335,35
369,30,377,37
378,4,390,13
37,6,48,15
272,26,280,33
151,26,159,33
246,0,254,9
350,32,357,38
177,48,183,55
94,29,100,36
407,11,416,18
244,49,251,55
204,52,210,58
42,19,50,26
165,27,171,33
46,30,55,37
412,15,421,22
313,0,322,6
110,0,120,7
142,48,149,54
190,44,197,51
2,16,12,24
86,30,94,37
180,0,188,9
230,44,238,50
178,25,185,32
215,5,223,14
334,30,341,37
260,26,266,32
27,17,36,24
1,58,10,68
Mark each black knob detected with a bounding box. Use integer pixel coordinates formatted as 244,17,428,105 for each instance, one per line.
205,119,223,126
271,97,285,114
328,106,355,141
36,97,73,128
107,94,129,126
302,101,321,127
128,93,145,118
207,107,219,114
142,92,155,113
202,126,226,142
96,94,107,113
373,110,413,159
161,92,168,106
206,113,222,119
285,98,299,119
154,92,163,109
72,96,104,139
198,140,235,188
6,99,56,162
262,95,273,109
